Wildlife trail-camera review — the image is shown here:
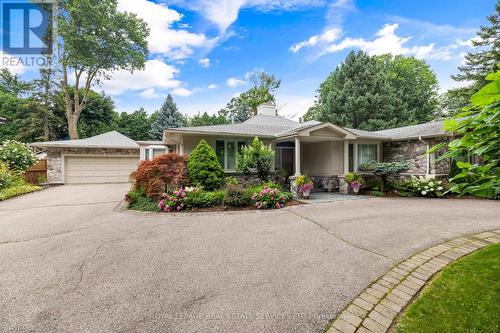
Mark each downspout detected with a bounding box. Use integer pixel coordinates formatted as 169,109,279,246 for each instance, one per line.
418,136,430,175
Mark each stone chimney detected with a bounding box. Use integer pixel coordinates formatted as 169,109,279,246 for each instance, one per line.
257,102,277,116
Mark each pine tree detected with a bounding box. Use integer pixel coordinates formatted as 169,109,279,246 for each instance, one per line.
149,94,184,140
452,1,500,86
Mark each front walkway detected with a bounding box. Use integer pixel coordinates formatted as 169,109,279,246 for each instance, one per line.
297,191,369,204
1,186,499,333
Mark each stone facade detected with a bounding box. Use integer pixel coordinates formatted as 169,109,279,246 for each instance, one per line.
309,175,339,192
383,137,451,176
46,147,139,184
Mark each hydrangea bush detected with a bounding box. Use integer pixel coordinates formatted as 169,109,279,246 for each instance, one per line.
398,175,445,197
0,140,37,171
251,186,289,209
157,188,189,212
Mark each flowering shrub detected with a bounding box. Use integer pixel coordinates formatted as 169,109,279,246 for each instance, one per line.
0,140,37,171
251,186,289,209
397,176,445,197
157,188,189,212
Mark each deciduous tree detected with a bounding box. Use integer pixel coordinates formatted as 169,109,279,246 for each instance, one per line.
57,0,149,139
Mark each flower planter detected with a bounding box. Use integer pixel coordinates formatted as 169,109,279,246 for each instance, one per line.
301,189,310,199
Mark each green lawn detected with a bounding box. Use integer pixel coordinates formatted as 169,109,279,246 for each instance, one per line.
396,243,500,333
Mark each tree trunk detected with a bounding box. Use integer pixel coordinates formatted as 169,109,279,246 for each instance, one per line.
68,114,79,139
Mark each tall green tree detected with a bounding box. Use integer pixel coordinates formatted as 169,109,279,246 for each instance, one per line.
149,94,184,140
187,112,229,127
116,108,154,140
310,51,439,130
0,69,35,97
57,0,149,139
440,86,478,116
443,1,500,114
452,1,500,86
220,71,281,123
377,54,440,123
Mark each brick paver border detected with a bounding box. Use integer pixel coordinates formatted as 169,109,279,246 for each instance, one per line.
326,229,500,333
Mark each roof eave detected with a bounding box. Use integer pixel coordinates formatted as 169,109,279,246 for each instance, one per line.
165,129,275,139
30,143,139,149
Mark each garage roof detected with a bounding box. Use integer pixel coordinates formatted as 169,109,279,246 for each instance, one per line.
31,131,139,149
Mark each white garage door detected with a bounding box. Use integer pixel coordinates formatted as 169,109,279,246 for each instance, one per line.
65,156,139,184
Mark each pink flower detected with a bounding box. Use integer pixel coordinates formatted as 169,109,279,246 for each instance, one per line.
255,202,260,207
280,204,285,208
161,193,168,198
275,202,280,208
270,196,274,200
176,206,181,211
158,200,165,209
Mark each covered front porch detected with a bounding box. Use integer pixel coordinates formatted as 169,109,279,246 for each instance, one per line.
274,123,382,192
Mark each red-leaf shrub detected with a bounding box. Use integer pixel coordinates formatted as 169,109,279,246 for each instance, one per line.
130,153,190,198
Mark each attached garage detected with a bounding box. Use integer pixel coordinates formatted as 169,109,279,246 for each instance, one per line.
31,131,143,185
64,156,139,184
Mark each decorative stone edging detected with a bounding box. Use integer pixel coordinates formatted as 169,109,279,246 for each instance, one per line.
326,229,500,333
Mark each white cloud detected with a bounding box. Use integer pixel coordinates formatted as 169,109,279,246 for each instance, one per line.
290,27,342,53
322,23,458,60
101,59,181,95
199,57,211,68
117,0,218,59
139,88,160,99
226,77,246,87
172,0,325,33
278,95,315,120
207,83,219,89
172,87,194,96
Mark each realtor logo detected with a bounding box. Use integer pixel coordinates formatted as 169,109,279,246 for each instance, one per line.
1,0,53,54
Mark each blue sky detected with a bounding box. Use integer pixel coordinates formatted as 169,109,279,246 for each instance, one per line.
2,0,495,119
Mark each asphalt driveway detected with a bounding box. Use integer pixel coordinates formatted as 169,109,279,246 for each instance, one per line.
1,185,499,333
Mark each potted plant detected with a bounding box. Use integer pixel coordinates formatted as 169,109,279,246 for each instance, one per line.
344,172,364,194
350,180,362,194
295,175,314,199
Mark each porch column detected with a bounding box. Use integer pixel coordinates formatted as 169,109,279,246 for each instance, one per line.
294,136,301,176
353,142,358,172
343,140,349,175
179,143,184,156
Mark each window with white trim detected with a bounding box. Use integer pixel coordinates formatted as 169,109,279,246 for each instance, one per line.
144,145,168,160
215,140,247,170
357,144,378,166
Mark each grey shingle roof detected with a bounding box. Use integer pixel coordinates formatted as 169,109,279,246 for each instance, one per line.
31,131,139,149
169,114,303,137
372,120,448,140
167,114,450,141
345,128,389,139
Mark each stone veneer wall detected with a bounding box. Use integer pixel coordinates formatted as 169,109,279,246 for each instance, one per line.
46,147,139,184
383,137,451,176
309,175,339,192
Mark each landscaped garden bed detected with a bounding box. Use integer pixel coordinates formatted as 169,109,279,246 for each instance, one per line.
126,138,297,213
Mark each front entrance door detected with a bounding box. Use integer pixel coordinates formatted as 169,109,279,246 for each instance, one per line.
280,148,294,176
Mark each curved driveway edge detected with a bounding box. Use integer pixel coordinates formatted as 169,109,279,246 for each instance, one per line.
326,229,500,333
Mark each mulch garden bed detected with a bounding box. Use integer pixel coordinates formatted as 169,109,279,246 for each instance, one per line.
183,199,304,213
